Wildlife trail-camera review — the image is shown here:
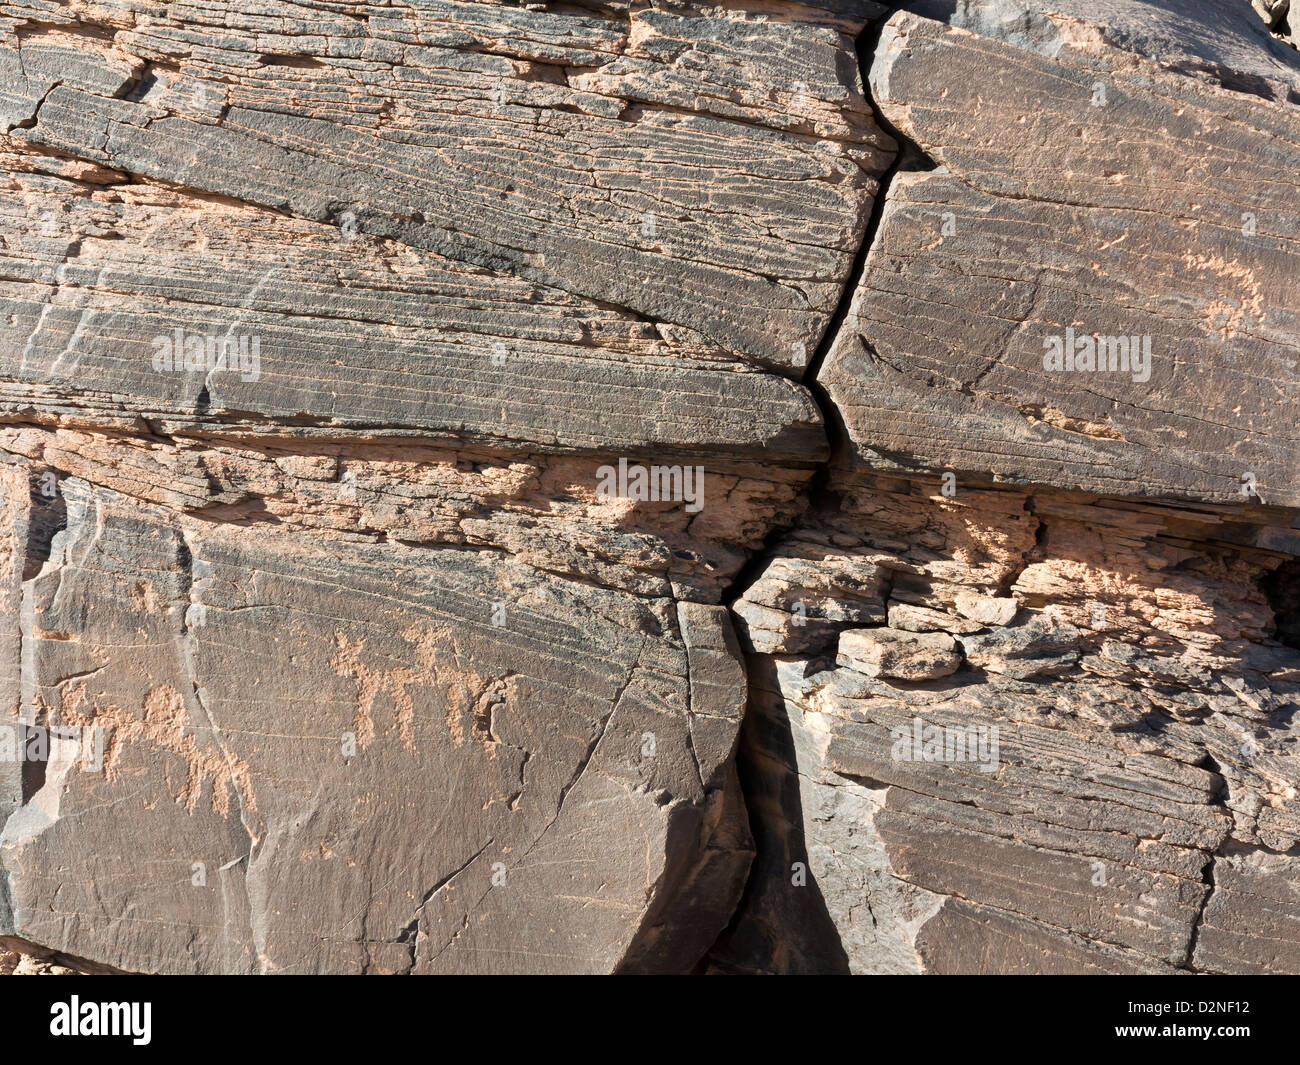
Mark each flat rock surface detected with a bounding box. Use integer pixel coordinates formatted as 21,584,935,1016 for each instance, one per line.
837,626,961,680
1,468,750,973
823,11,1300,505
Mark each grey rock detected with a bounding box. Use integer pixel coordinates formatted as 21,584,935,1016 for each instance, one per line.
3,0,1300,980
905,0,1300,97
887,601,984,634
823,11,1300,506
953,592,1018,627
0,471,752,973
959,617,1084,679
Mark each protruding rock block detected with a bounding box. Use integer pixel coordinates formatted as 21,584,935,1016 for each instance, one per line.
823,11,1300,505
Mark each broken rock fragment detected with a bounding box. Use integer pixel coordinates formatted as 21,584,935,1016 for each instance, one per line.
837,627,962,681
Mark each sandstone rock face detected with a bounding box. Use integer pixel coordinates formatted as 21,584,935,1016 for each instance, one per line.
837,627,961,680
709,5,1300,976
1,0,1299,976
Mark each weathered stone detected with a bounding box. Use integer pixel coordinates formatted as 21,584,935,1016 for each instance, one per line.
887,601,984,634
1,0,893,376
3,0,1300,980
837,627,961,680
914,898,1178,975
906,0,1300,95
953,592,1018,627
959,617,1084,679
0,943,74,975
0,469,756,973
1193,844,1300,973
714,465,1300,973
731,548,894,654
823,10,1300,506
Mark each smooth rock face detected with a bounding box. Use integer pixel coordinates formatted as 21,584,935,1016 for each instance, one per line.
904,0,1300,95
2,469,756,973
2,0,1300,977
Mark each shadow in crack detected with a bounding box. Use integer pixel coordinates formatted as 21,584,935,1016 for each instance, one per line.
699,655,850,975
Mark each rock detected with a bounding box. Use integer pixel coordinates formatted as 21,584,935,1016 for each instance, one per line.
0,470,761,974
3,0,1300,979
959,618,1084,679
730,549,893,655
887,602,985,634
1193,844,1300,973
0,946,75,976
905,0,1300,96
1,1,893,377
714,454,1300,972
837,628,962,681
823,10,1300,506
1252,0,1298,48
953,593,1019,627
0,0,895,973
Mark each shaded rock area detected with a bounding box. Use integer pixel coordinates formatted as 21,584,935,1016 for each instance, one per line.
1,0,1299,975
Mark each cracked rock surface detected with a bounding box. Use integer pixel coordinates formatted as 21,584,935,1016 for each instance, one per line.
1,0,1299,974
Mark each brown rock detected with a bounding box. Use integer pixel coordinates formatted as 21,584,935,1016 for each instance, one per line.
836,627,962,681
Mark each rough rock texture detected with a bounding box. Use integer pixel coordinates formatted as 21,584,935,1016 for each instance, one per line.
708,4,1300,976
0,0,893,975
2,0,1299,975
828,11,1300,504
0,946,73,975
1252,0,1298,48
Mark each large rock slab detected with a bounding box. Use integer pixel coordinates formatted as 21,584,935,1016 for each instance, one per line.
0,0,895,973
905,0,1300,96
1,0,893,376
1193,844,1300,973
822,10,1300,505
3,0,1300,979
0,146,827,460
0,467,750,973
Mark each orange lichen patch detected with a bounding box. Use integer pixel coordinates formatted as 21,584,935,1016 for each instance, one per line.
55,682,256,818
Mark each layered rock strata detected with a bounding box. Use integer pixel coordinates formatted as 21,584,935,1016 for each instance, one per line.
1,0,1298,975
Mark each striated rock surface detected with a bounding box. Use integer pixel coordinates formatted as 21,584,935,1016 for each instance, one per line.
709,5,1300,976
0,0,889,974
2,0,1299,975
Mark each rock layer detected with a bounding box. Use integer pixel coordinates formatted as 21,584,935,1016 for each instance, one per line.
2,0,1299,975
0,0,889,974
